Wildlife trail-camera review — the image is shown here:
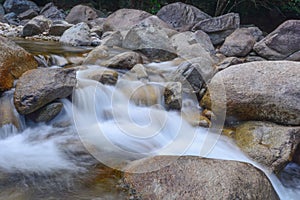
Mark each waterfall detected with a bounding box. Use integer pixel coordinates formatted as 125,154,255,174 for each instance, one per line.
0,66,299,199
72,67,300,199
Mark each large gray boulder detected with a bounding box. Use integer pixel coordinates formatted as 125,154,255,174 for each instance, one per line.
123,26,177,61
157,2,211,31
40,2,65,20
0,36,37,91
171,31,215,59
192,13,240,33
103,9,151,32
200,61,300,125
220,27,263,57
22,15,51,36
235,121,300,173
3,0,39,15
124,156,279,200
14,68,76,115
192,13,240,45
60,22,91,46
254,20,300,61
65,5,97,24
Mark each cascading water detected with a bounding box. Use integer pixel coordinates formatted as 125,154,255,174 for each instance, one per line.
0,63,299,199
73,67,300,199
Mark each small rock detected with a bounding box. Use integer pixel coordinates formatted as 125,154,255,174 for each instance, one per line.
27,102,63,122
129,64,148,81
60,22,91,46
101,51,142,70
217,57,244,71
83,45,109,65
86,68,118,85
169,57,215,96
208,29,235,45
0,92,22,130
164,82,182,110
49,20,72,36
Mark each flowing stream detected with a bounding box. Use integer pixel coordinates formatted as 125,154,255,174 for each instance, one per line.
0,41,299,199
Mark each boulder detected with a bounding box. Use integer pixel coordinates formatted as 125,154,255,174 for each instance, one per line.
14,68,76,115
220,27,263,57
208,29,236,45
235,121,300,173
156,2,211,31
100,31,122,47
85,68,118,85
169,57,215,96
65,5,97,24
17,8,37,20
3,12,19,25
60,22,91,46
123,156,279,200
254,20,300,60
200,61,300,125
163,82,182,110
22,15,51,36
101,52,142,70
0,36,37,91
27,102,63,122
40,2,65,20
171,31,215,60
136,15,173,29
103,9,151,32
192,13,240,33
3,0,39,15
123,26,177,61
83,45,110,65
0,4,4,15
49,20,72,36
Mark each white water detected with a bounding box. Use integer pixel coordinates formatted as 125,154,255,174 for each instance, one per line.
73,68,300,199
0,66,299,199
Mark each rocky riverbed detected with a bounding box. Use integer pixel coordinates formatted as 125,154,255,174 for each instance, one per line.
0,0,300,199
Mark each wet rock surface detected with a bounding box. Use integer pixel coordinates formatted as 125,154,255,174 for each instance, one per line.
124,156,279,200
